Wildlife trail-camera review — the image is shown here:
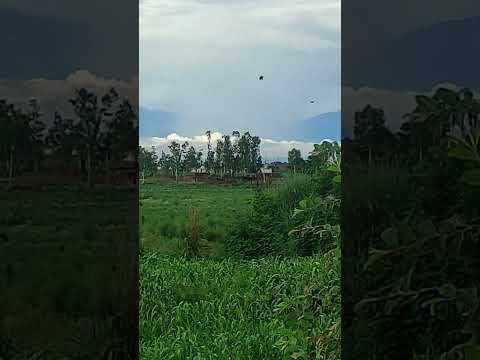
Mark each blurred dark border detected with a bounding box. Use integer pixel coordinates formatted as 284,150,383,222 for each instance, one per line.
0,2,139,359
342,2,480,359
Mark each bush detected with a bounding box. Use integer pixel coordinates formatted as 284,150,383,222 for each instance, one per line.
185,207,201,257
289,195,340,256
226,171,340,258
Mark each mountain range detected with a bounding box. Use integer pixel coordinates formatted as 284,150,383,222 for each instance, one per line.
288,111,340,143
139,106,340,143
345,16,480,91
139,107,177,138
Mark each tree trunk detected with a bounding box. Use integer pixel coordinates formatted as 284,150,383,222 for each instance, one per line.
368,147,372,167
175,167,179,184
87,145,93,189
8,146,14,188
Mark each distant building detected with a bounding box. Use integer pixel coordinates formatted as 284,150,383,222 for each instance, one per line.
260,165,273,174
190,165,208,174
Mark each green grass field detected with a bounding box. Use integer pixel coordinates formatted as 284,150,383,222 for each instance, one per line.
0,185,137,356
140,179,254,256
140,178,340,359
140,251,340,360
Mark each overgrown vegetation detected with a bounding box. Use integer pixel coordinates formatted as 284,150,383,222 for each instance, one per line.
0,88,137,189
140,140,342,359
0,186,137,358
344,87,480,359
140,249,340,360
226,165,340,258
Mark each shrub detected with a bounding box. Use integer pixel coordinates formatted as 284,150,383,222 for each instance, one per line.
289,195,340,256
226,171,340,258
185,208,201,257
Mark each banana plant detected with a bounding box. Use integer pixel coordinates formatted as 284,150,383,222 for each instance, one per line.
448,126,480,186
326,158,341,185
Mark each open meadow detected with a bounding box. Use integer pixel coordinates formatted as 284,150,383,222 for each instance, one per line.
0,185,137,358
139,176,341,359
140,179,253,256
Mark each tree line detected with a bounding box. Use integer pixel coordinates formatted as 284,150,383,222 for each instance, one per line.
140,132,341,182
140,131,263,183
346,87,480,169
0,88,137,188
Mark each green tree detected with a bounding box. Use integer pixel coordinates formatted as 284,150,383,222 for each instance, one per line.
204,130,215,174
354,105,393,166
46,111,79,170
249,135,262,173
214,138,224,176
238,132,251,175
307,141,341,172
221,135,234,176
184,146,198,172
139,146,158,181
101,98,137,184
0,101,31,186
27,98,46,173
288,148,304,174
168,141,188,183
232,131,241,177
69,87,120,188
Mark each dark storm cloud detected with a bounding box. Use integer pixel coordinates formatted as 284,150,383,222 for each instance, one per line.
343,0,480,90
1,1,137,80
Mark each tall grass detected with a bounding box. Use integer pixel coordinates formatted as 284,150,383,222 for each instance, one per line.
140,248,340,359
185,207,201,257
140,181,253,255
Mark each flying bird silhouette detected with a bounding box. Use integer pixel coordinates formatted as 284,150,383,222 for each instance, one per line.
259,75,264,80
310,100,315,103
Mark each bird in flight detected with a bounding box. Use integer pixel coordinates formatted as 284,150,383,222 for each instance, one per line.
310,100,315,104
259,75,264,80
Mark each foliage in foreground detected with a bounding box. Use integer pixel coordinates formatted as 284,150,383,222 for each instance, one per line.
140,249,340,360
345,88,480,359
226,170,340,258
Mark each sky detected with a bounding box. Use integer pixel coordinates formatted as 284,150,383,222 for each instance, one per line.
0,1,138,124
139,0,341,158
2,1,478,159
1,1,137,80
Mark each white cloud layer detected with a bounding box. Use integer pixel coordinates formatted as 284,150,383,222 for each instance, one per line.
140,0,341,137
0,70,138,122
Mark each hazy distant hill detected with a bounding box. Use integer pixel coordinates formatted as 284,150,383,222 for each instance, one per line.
345,16,480,90
139,107,177,137
289,111,340,143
